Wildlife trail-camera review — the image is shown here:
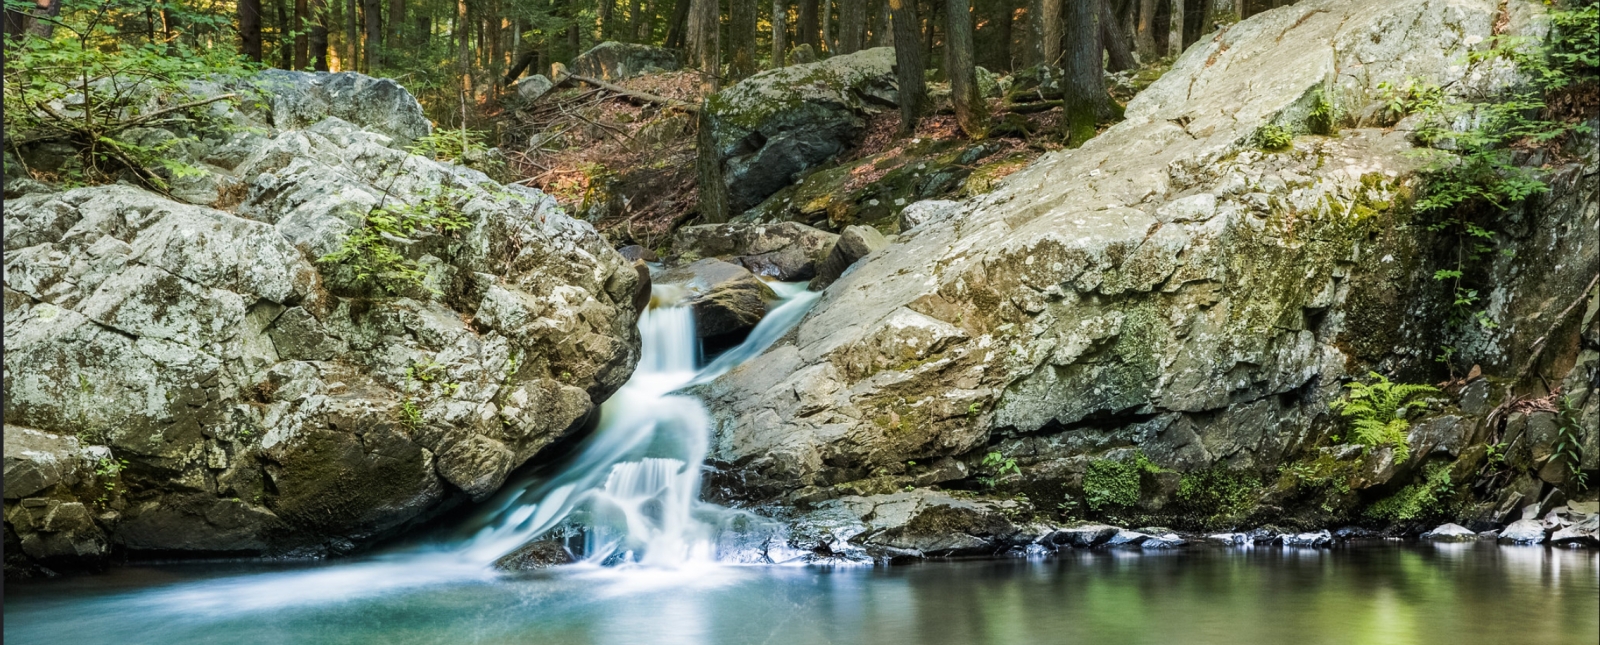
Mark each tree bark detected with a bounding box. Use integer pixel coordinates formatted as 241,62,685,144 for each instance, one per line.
730,0,758,78
457,0,470,97
276,0,293,68
946,0,987,138
837,0,864,54
1097,0,1134,71
1166,0,1182,56
687,0,720,90
665,0,691,48
797,0,818,48
1030,0,1060,66
240,0,264,61
345,0,357,69
22,0,60,38
1133,0,1155,60
1202,0,1237,33
820,0,833,52
888,0,925,133
599,0,614,39
294,0,309,68
771,0,788,65
388,0,404,58
875,0,893,46
1060,0,1107,146
310,0,330,71
362,0,380,71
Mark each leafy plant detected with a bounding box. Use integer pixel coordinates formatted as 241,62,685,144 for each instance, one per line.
1366,462,1455,521
1330,373,1439,463
1176,468,1260,528
407,128,491,164
1555,395,1590,490
319,184,472,294
976,451,1020,489
1307,88,1338,135
1253,124,1293,151
1083,451,1163,512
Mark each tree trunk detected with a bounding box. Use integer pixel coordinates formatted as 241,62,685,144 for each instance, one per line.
687,0,720,90
23,0,60,38
771,0,788,65
241,0,264,61
876,0,892,46
1166,0,1182,56
310,0,329,71
820,0,833,52
362,0,380,71
946,0,986,138
457,0,471,97
837,0,864,54
1060,0,1107,146
797,0,818,48
1133,0,1155,60
295,0,309,68
730,0,758,78
276,0,293,68
888,0,925,133
1098,0,1134,71
388,0,404,57
665,0,691,48
1202,0,1236,33
345,0,357,69
1030,0,1060,66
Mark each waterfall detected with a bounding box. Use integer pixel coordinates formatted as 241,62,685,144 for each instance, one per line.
132,280,820,616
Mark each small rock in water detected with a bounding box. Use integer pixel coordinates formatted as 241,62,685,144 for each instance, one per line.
1282,530,1333,547
1106,530,1151,547
1421,523,1478,542
1206,533,1249,546
1041,524,1121,549
1497,519,1548,545
1549,516,1600,548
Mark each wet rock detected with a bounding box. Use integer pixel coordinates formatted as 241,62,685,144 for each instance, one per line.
672,221,838,281
1498,519,1547,545
1105,530,1152,547
809,225,889,290
700,48,899,216
1282,530,1333,547
1421,523,1478,542
494,538,575,571
1041,523,1121,549
569,42,680,82
1206,533,1249,545
618,245,659,262
1550,515,1600,547
655,259,776,337
796,489,1021,560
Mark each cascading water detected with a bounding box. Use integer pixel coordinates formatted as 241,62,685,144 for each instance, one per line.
132,280,819,615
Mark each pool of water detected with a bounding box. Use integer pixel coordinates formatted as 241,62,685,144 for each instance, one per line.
6,543,1596,645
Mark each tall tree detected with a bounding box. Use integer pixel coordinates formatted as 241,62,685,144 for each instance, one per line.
387,0,404,57
819,0,832,52
1166,0,1181,56
241,0,264,61
888,0,924,133
945,0,986,138
687,0,719,90
796,0,818,48
599,0,614,39
310,0,329,70
362,0,380,70
836,0,865,54
294,0,309,68
1060,0,1108,145
664,0,690,48
345,0,357,69
1202,0,1237,32
730,0,758,78
771,0,787,65
1029,0,1060,66
1097,0,1134,71
1133,0,1155,60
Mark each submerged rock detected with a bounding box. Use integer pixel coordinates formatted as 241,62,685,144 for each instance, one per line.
1282,531,1333,548
2,72,641,572
1421,523,1479,542
1498,520,1548,545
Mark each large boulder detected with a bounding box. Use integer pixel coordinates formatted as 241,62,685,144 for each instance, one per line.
698,0,1596,516
2,72,641,571
569,42,680,82
809,225,889,290
655,259,776,338
698,48,899,218
671,221,839,282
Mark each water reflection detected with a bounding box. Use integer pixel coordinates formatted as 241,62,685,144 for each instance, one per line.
7,544,1595,645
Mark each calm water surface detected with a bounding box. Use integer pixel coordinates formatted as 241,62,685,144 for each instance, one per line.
6,543,1596,645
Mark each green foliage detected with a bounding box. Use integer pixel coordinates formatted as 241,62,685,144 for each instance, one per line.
319,184,472,294
976,451,1020,489
408,128,492,165
1083,451,1163,512
1555,395,1590,490
94,456,128,494
1366,462,1454,521
1253,124,1294,151
1331,373,1439,463
1177,469,1260,527
398,399,423,428
3,0,257,191
1307,88,1338,135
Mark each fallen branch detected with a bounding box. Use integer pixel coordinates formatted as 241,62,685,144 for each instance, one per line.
566,74,699,113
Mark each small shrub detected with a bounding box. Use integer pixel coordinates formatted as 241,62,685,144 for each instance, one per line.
1555,395,1590,490
319,184,472,294
1177,468,1260,527
1253,124,1294,151
1331,373,1438,463
976,450,1020,489
1366,462,1454,521
1083,451,1163,511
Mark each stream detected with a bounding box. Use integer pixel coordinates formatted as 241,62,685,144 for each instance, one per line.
5,282,1597,644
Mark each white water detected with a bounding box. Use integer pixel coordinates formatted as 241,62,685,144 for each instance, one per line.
132,280,820,615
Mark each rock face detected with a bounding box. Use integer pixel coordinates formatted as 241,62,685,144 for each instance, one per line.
698,48,899,217
3,72,641,572
810,225,889,290
671,221,839,282
700,0,1597,528
569,42,680,82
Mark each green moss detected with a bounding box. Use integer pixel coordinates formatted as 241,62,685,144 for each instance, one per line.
1366,462,1455,521
1176,468,1261,528
1083,451,1162,512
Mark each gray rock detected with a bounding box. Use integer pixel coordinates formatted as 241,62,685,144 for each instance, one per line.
794,489,1020,560
570,42,680,81
810,225,889,290
1549,515,1599,547
2,72,641,572
701,48,899,215
672,221,839,282
493,538,575,570
1207,532,1249,545
515,74,555,102
1421,523,1478,542
898,199,962,232
1041,523,1121,548
655,259,776,337
1282,530,1333,547
1498,519,1548,545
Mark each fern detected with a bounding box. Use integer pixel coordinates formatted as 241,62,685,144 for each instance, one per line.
1331,373,1438,463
